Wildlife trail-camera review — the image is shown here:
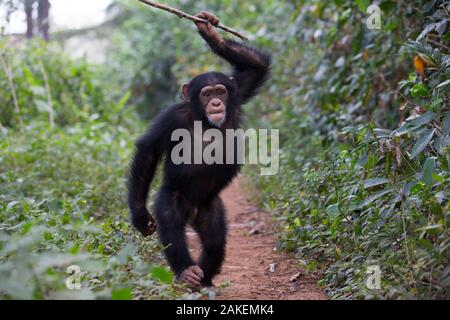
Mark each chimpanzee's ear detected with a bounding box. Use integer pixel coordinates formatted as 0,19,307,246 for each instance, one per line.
229,76,236,89
181,84,190,102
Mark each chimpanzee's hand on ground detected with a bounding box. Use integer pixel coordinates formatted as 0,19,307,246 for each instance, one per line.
131,208,157,237
195,11,223,43
176,265,205,290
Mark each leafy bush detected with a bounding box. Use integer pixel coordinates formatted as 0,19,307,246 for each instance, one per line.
247,0,449,299
0,38,190,299
0,39,116,128
0,120,188,299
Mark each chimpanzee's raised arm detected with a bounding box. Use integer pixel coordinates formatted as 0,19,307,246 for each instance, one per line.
195,12,271,104
205,39,271,103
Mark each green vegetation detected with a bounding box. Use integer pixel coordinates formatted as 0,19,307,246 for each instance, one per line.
0,0,449,299
0,39,188,299
0,40,112,127
247,1,450,299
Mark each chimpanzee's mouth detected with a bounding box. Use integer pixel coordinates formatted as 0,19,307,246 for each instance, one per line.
208,111,225,122
207,109,226,126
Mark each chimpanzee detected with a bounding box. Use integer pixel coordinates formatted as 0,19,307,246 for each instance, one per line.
127,11,271,288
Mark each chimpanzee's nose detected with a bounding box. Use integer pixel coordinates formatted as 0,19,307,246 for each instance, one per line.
212,99,221,106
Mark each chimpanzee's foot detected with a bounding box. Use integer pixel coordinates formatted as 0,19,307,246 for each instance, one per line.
176,265,204,289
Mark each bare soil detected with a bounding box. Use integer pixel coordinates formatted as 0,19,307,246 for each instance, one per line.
187,176,327,300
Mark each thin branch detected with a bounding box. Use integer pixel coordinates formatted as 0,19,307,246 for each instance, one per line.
137,0,248,41
0,53,23,128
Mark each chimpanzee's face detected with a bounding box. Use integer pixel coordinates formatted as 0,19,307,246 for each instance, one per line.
199,84,228,127
181,72,235,128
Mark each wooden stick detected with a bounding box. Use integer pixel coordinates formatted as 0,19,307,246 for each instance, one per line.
137,0,248,41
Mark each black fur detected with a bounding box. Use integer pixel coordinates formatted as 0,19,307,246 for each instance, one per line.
127,34,271,285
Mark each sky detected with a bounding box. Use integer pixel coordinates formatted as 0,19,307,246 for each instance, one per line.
3,0,112,34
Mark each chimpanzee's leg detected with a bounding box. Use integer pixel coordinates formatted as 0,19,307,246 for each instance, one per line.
154,187,196,278
193,196,227,287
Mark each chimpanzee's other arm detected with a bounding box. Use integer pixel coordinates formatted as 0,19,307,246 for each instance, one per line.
195,12,271,104
128,136,161,236
127,108,176,236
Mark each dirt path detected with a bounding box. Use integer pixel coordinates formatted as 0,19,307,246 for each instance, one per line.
187,176,327,300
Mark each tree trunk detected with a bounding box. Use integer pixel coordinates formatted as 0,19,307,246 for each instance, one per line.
37,0,50,41
25,0,34,39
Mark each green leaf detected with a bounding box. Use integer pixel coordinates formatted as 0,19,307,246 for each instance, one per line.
442,112,450,135
363,178,390,189
411,128,435,158
326,204,340,218
432,173,444,183
111,288,132,300
393,112,435,135
30,86,46,97
418,238,433,250
373,128,392,138
445,31,450,41
416,22,437,41
410,83,430,97
408,112,436,127
435,20,448,35
385,21,398,31
417,224,443,235
113,91,131,113
422,157,435,187
115,242,137,265
436,79,450,89
34,100,49,113
359,189,393,208
6,201,20,213
150,266,173,284
355,0,370,12
23,66,38,86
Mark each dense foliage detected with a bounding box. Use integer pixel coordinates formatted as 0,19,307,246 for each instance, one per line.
0,0,449,300
0,39,196,299
0,39,119,127
248,0,450,299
